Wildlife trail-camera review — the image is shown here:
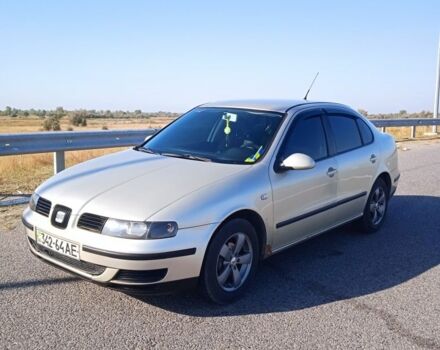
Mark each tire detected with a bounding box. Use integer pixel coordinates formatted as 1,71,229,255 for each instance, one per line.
200,218,259,304
358,178,389,233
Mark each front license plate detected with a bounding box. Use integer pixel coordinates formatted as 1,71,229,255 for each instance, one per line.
35,229,80,260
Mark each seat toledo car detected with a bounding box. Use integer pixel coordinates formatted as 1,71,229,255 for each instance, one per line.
23,99,399,303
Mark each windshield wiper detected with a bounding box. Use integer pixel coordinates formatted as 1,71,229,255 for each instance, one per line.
136,147,211,162
184,154,212,162
135,147,158,154
161,152,212,162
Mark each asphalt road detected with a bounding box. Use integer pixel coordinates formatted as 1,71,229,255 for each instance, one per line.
1,140,440,349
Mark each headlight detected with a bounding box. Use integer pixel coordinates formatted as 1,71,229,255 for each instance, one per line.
102,219,148,239
29,193,39,211
101,219,178,240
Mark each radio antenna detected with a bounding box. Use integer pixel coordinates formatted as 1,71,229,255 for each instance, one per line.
303,72,319,100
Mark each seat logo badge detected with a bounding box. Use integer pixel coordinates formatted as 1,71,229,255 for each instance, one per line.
55,211,66,224
260,193,268,201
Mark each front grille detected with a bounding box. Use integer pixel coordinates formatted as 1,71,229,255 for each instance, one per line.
113,269,167,284
35,197,52,217
51,205,72,229
77,213,108,233
28,237,106,276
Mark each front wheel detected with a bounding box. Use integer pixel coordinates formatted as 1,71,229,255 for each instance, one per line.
200,218,259,304
358,178,389,233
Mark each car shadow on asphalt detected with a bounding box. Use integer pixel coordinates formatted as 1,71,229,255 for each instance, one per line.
131,195,440,316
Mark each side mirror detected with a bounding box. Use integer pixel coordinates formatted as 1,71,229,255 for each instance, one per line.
280,153,315,171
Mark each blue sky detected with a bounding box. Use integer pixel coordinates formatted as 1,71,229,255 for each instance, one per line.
0,0,439,113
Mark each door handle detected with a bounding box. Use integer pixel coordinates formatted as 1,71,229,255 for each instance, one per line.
370,154,377,163
327,167,337,177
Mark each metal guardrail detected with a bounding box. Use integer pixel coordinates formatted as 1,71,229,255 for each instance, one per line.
371,118,440,127
0,129,157,173
372,118,440,139
0,119,438,174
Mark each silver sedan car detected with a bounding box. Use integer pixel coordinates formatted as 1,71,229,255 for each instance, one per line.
22,99,399,303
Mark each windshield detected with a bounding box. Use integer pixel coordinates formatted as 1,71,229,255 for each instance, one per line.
140,107,283,164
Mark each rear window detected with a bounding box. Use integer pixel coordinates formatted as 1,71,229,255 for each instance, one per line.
328,115,362,153
356,118,374,145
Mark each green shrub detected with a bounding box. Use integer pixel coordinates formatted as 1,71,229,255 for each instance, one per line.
42,117,61,131
69,111,88,127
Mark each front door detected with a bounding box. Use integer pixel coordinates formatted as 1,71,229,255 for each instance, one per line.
270,111,338,251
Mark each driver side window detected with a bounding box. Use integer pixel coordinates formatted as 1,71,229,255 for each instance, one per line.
281,115,328,161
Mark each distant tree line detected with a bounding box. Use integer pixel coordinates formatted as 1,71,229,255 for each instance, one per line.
0,106,432,120
0,106,181,131
0,106,434,131
0,106,180,119
357,109,433,119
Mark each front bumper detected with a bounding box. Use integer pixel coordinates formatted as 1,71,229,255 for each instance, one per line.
22,208,215,288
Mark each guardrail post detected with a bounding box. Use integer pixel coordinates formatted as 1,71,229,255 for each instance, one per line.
411,126,416,138
53,151,65,174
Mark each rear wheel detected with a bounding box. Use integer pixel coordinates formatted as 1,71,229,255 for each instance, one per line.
200,218,259,304
358,178,389,233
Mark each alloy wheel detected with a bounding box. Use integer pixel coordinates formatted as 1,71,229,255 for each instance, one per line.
369,186,387,225
216,232,253,292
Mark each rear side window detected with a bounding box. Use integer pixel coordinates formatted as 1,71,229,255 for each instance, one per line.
328,115,362,153
281,116,328,161
356,118,374,145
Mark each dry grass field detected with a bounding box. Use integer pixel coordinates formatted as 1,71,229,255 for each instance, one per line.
384,125,438,139
0,115,173,133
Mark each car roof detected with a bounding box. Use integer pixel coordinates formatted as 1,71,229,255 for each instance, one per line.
199,99,314,113
199,99,351,113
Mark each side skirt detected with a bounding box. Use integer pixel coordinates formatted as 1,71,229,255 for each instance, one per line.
269,213,364,257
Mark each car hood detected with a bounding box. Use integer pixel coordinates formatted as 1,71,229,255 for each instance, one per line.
37,149,251,221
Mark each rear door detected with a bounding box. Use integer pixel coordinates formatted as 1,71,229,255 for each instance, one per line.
269,109,339,250
323,109,380,222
